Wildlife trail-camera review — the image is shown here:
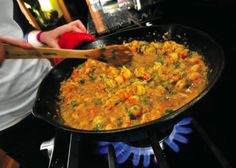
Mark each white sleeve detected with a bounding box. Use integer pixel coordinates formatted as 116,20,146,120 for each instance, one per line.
27,30,45,47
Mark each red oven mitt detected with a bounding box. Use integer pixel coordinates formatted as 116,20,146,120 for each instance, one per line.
54,32,96,64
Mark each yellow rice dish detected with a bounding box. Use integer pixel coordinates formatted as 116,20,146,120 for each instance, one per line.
57,40,208,130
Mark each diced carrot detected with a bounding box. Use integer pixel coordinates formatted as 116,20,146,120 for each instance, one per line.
130,47,136,52
180,50,188,59
88,107,97,115
142,72,151,80
108,104,116,110
134,110,142,118
120,90,131,100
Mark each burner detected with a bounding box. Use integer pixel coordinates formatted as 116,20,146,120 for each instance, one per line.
165,117,192,152
97,117,192,167
98,141,157,167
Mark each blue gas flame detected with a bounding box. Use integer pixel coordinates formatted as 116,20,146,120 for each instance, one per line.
97,117,192,167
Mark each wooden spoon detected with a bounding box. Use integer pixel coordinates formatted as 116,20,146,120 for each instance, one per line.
3,44,132,67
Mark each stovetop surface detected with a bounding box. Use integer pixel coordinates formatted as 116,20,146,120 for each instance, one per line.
77,122,226,168
51,118,231,168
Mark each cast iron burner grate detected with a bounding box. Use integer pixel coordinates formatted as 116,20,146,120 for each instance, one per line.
97,117,192,167
45,117,232,168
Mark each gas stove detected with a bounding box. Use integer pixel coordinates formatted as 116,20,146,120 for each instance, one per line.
42,117,232,168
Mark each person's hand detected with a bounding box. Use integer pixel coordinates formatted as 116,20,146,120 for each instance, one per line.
40,20,87,48
0,37,32,64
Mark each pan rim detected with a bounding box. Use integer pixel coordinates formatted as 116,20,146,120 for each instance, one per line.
33,24,225,135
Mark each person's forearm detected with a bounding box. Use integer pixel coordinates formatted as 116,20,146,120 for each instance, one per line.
0,36,33,63
27,20,87,48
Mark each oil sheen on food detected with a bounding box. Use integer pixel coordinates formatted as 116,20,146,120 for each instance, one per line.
57,40,208,130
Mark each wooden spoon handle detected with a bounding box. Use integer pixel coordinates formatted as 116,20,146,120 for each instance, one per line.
3,45,93,59
3,44,132,67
